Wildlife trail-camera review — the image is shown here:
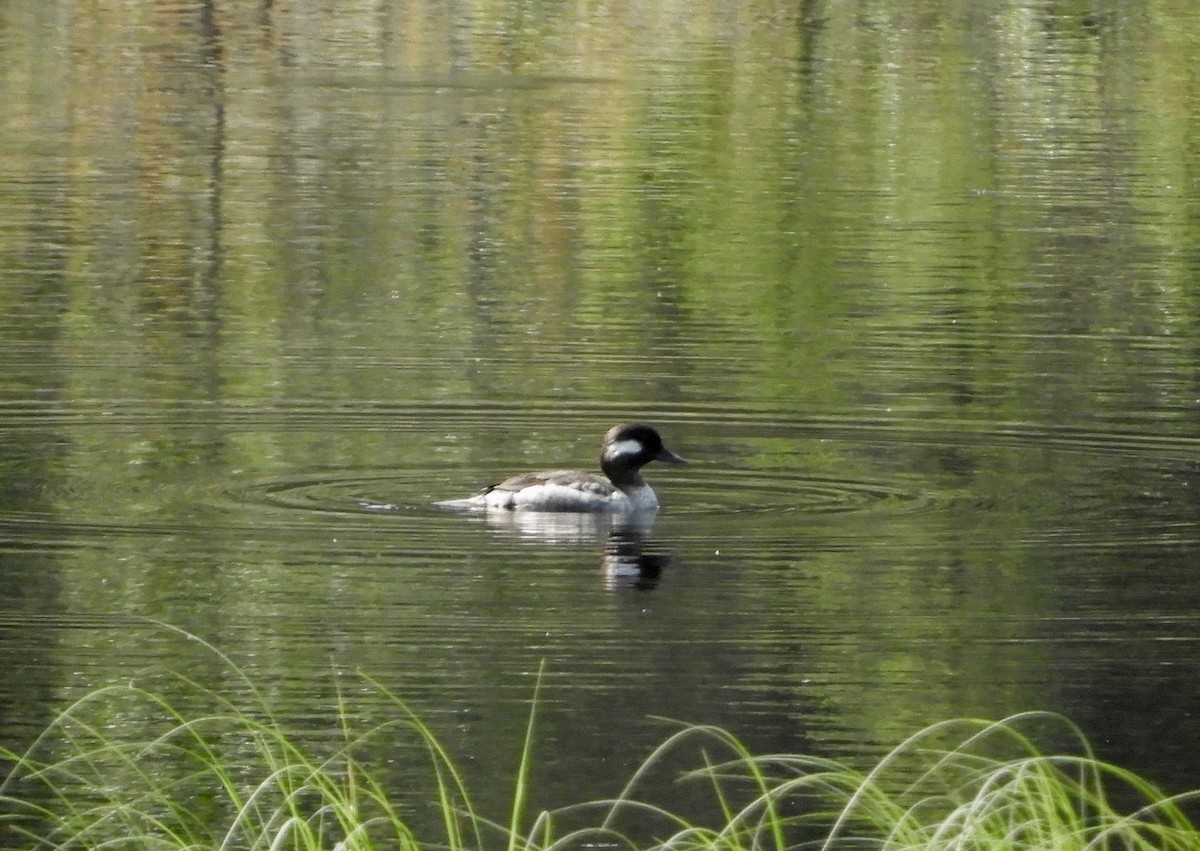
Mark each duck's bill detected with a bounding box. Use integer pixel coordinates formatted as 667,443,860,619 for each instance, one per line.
656,448,687,464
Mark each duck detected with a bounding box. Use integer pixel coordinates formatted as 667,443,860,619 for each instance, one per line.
438,423,686,513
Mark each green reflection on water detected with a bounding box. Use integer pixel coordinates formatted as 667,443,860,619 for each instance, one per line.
2,0,1200,818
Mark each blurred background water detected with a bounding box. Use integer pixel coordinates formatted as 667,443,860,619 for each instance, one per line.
3,0,1200,839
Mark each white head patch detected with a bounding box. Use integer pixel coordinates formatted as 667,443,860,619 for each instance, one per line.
606,438,645,460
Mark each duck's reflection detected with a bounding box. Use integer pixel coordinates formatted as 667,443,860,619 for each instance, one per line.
600,524,671,590
470,510,672,590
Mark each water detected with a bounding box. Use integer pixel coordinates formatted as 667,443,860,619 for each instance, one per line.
3,0,1200,838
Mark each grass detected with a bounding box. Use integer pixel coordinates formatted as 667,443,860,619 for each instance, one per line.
2,635,1198,849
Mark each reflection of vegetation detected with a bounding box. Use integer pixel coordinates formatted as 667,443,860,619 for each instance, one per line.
3,640,1197,849
4,2,1200,837
7,0,1200,414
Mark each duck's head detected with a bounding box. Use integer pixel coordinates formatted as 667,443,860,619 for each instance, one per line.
600,423,686,482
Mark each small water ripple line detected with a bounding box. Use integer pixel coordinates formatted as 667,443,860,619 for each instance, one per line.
0,398,1197,462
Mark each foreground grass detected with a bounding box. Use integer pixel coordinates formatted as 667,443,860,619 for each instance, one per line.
2,642,1197,849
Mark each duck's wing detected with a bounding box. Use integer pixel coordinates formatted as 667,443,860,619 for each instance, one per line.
482,469,619,511
486,469,615,496
436,470,616,512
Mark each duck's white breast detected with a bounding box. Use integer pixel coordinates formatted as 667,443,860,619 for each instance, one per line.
619,484,660,512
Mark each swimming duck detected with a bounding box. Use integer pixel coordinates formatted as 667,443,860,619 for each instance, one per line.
438,423,686,513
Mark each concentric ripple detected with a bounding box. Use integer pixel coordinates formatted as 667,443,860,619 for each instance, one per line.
3,400,1198,553
653,471,933,516
221,467,934,521
224,472,427,516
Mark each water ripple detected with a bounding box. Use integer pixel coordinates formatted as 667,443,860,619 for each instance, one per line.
1,398,1197,462
222,468,929,520
2,401,1196,553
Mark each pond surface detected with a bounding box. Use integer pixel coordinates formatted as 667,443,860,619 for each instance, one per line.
3,0,1200,837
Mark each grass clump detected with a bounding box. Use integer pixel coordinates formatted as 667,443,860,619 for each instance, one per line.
1,640,1197,849
0,628,491,851
601,715,1200,851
